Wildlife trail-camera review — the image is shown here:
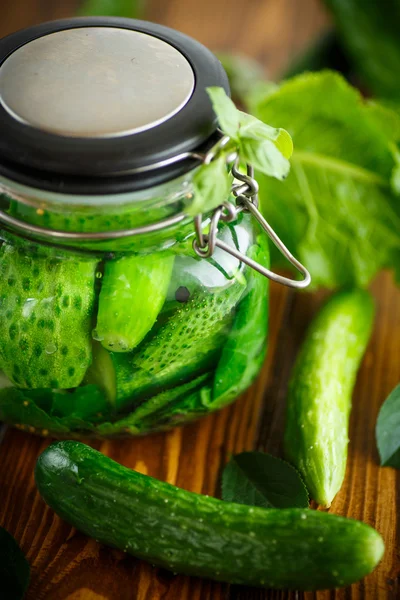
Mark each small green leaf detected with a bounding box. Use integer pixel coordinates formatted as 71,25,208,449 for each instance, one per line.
188,154,232,216
0,527,30,600
206,87,240,140
240,138,290,180
222,451,309,509
238,112,293,159
253,70,400,290
376,384,400,468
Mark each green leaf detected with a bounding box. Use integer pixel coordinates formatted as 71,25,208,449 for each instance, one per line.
322,0,400,101
206,87,292,181
0,527,30,600
240,138,290,180
78,0,143,18
238,112,293,159
238,113,292,179
253,71,400,289
376,384,400,468
188,154,232,216
206,87,240,140
222,452,309,509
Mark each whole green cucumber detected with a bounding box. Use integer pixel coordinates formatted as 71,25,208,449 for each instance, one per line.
284,289,375,507
213,235,269,406
35,441,384,590
95,253,174,353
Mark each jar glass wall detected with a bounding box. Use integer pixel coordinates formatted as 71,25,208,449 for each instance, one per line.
0,174,269,438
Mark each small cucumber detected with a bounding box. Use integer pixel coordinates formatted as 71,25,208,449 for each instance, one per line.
95,253,174,352
35,441,384,590
284,289,375,507
0,238,97,389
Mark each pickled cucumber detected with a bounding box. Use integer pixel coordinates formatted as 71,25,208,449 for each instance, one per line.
0,238,97,389
95,253,174,353
213,236,269,406
83,342,117,405
113,276,247,405
97,373,212,436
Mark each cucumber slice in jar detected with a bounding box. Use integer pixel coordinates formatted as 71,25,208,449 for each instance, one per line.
213,234,269,406
113,275,247,406
95,253,174,353
0,236,98,389
83,342,117,406
96,372,212,436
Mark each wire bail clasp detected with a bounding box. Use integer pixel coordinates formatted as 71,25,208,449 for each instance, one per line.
193,156,311,290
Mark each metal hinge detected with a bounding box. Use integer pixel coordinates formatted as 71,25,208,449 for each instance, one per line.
192,139,311,289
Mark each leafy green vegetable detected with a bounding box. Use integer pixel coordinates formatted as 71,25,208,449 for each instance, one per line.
323,0,400,101
376,384,400,468
253,71,400,289
222,452,309,509
0,527,30,600
78,0,143,18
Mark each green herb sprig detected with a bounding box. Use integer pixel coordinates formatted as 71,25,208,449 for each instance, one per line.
188,87,293,216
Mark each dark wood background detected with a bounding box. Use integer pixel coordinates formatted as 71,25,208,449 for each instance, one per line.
0,1,399,599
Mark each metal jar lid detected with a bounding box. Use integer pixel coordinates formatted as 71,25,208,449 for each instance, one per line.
0,17,229,194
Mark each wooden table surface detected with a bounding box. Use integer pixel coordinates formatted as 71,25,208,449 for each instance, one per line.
1,1,399,599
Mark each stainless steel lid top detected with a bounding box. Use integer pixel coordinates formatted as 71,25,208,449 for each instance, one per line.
0,27,195,138
0,17,229,194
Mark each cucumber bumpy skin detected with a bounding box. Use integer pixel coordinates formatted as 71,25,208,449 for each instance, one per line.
284,289,375,507
113,276,246,404
0,239,97,389
95,253,174,353
35,441,384,590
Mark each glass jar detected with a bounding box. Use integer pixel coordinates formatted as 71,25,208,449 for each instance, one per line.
0,18,309,438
